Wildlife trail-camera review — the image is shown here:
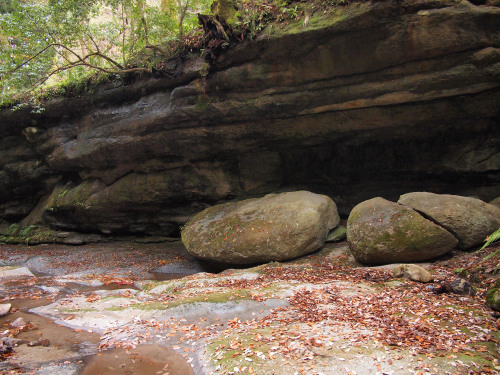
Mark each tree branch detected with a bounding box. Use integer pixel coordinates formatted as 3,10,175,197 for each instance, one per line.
35,61,150,88
145,44,170,56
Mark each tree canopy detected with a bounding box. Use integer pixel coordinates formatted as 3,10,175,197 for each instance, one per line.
0,0,214,107
0,0,315,108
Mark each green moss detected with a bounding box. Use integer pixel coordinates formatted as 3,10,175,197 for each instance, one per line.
347,210,361,225
105,301,168,311
206,329,276,373
0,224,57,245
195,94,211,112
58,307,97,313
265,2,367,38
167,289,252,308
486,286,500,311
211,0,238,25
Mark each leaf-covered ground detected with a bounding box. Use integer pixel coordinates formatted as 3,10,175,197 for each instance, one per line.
0,240,499,374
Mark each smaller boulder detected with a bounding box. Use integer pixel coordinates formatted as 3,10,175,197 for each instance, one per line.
393,264,434,283
398,192,500,249
347,197,457,264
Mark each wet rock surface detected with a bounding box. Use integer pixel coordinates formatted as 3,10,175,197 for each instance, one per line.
0,240,499,374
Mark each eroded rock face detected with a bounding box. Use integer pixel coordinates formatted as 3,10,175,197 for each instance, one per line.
398,192,500,249
0,0,499,235
181,191,339,264
347,197,458,264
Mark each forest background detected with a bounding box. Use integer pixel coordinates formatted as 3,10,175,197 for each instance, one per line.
0,0,304,109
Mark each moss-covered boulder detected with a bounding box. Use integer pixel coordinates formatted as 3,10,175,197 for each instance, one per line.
398,192,500,249
347,197,458,265
181,191,339,264
486,279,500,311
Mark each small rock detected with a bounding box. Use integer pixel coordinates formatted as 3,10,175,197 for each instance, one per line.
430,278,476,296
449,278,477,296
10,317,26,328
0,303,11,317
56,231,72,238
2,337,22,347
393,264,434,283
326,226,347,242
62,235,85,245
0,345,13,355
28,338,50,347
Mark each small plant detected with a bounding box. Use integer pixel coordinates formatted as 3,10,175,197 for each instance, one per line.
481,227,500,261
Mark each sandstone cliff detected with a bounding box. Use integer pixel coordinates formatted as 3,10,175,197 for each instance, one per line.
1,0,499,236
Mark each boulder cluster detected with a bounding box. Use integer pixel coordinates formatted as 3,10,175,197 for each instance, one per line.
182,191,500,266
181,190,500,311
348,192,500,265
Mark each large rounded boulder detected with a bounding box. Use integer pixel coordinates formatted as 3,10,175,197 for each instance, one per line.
347,197,457,265
181,191,339,264
398,192,500,249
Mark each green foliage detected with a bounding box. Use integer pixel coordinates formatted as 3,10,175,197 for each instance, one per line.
0,0,350,107
481,227,500,251
0,224,58,244
0,0,212,107
482,227,500,262
0,0,17,13
235,0,294,39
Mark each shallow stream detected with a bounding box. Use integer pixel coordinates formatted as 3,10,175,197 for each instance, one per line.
0,241,204,374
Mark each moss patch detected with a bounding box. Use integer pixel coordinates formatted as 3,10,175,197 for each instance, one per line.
0,225,58,245
166,289,252,308
265,1,369,38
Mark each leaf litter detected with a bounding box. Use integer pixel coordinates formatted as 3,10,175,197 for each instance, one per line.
0,241,499,374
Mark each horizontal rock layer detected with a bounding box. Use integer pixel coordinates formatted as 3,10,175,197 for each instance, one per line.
1,0,499,235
